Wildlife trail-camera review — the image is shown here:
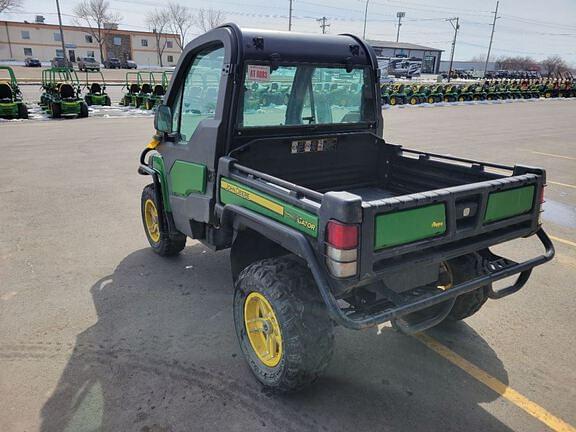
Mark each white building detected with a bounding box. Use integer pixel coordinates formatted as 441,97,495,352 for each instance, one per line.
0,19,182,66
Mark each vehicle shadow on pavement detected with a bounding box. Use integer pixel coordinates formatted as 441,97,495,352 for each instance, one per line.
40,244,513,432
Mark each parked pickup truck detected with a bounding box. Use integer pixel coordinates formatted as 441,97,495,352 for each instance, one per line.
138,25,554,393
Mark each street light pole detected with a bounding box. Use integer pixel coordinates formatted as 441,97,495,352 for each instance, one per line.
362,0,369,39
288,0,293,31
484,1,500,78
55,0,67,64
396,12,405,43
446,17,460,83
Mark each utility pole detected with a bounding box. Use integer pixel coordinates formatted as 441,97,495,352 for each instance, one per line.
483,1,500,78
288,0,293,31
362,0,369,39
396,12,405,43
446,17,459,82
317,17,330,34
55,0,68,64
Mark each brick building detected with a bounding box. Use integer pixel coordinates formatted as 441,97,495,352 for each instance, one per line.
0,19,181,66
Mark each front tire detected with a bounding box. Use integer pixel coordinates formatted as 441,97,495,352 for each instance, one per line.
141,184,186,256
234,256,334,393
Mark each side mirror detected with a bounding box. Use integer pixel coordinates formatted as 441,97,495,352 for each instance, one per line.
154,104,172,134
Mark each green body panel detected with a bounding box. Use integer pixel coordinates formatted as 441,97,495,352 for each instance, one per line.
484,185,535,223
60,101,81,114
375,204,446,250
89,94,108,105
170,160,207,196
151,155,171,212
0,102,18,117
219,178,319,238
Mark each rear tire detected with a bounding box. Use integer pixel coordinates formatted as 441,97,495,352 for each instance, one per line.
51,102,61,118
18,103,28,119
141,183,186,256
234,256,334,393
79,102,89,118
446,254,490,321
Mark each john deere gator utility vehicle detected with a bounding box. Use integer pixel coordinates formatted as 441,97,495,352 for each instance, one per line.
83,70,111,106
40,67,88,118
0,66,28,119
120,72,142,107
138,25,554,393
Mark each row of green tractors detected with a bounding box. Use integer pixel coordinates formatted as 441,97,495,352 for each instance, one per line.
382,79,576,106
119,71,172,110
1,66,173,120
38,69,172,118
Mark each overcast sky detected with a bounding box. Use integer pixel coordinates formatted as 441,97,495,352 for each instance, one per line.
4,0,576,65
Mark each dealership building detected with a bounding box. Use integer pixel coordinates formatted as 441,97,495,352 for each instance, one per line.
367,40,443,74
0,18,181,66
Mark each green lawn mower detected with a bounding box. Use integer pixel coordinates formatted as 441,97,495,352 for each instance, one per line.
0,66,28,119
83,70,111,106
40,68,88,118
441,84,461,102
120,72,143,107
418,84,443,104
388,84,408,106
141,71,172,110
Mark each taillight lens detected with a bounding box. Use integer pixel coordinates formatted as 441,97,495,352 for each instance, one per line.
327,220,358,250
325,220,359,278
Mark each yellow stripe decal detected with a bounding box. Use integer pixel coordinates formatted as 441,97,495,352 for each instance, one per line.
548,181,576,190
221,180,285,216
550,235,576,248
415,333,576,432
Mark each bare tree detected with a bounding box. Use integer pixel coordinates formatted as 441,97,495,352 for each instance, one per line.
194,8,226,33
540,55,569,78
0,0,23,13
166,2,192,50
469,54,487,63
146,8,171,67
495,56,539,72
74,0,122,63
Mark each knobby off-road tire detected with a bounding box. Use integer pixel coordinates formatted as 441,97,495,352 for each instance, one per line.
234,256,335,393
18,103,28,119
79,102,89,118
141,183,186,256
446,254,490,321
51,102,61,118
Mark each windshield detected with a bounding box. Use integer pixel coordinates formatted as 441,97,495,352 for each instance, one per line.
239,64,374,128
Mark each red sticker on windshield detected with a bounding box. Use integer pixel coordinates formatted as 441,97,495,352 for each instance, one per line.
247,65,270,82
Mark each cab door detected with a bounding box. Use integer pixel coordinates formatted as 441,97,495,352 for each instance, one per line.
160,43,227,236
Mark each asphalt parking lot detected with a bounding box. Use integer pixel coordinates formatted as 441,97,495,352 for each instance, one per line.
1,100,575,432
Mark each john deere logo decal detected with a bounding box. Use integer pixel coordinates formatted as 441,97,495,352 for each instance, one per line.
431,221,444,229
221,180,284,216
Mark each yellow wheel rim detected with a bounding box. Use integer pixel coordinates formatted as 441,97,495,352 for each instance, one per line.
144,199,160,243
244,292,283,367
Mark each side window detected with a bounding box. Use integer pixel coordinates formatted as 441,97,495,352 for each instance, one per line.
174,45,224,142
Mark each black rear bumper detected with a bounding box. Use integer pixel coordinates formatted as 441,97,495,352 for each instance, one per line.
314,229,554,330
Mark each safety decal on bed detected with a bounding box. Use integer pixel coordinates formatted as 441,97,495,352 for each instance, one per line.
291,137,337,154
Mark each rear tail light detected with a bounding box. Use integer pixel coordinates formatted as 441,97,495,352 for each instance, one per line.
325,220,359,278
